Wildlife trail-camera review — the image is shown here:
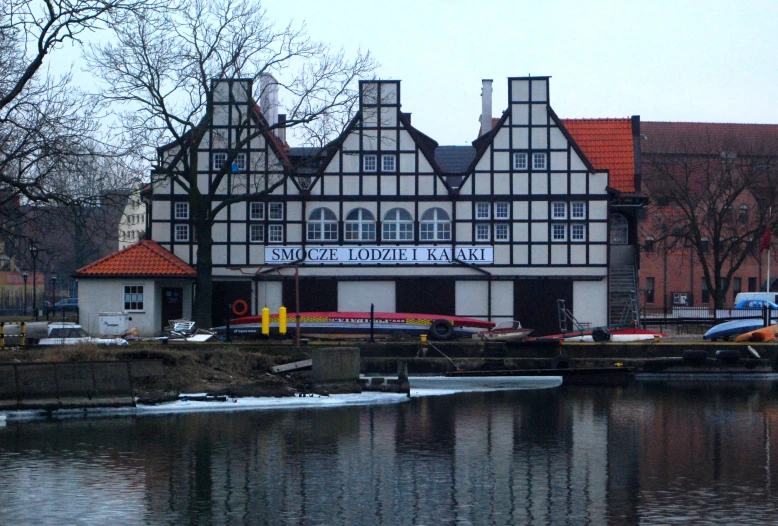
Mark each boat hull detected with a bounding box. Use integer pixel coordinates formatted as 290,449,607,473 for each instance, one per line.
704,318,771,341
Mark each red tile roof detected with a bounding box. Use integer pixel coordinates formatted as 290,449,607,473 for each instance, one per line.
563,119,636,192
76,240,196,277
641,121,778,155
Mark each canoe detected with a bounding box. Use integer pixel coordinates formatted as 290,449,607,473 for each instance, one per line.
530,328,666,343
733,324,778,342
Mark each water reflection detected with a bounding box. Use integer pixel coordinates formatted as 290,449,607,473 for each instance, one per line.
0,382,777,524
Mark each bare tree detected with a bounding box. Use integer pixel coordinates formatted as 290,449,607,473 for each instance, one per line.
0,0,155,214
641,131,778,308
85,0,376,327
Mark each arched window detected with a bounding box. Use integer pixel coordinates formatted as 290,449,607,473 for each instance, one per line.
420,208,451,241
307,207,338,241
609,213,629,245
345,208,376,241
382,208,414,241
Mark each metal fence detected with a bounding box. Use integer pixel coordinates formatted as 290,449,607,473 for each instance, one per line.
641,306,770,325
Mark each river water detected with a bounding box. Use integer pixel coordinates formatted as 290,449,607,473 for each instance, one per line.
1,380,777,525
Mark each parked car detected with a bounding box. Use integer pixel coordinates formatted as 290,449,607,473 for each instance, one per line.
48,298,78,312
734,299,778,310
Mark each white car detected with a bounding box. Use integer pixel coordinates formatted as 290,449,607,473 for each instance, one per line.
38,323,128,346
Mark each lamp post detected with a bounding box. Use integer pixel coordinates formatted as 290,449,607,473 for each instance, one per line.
29,242,39,321
22,270,28,316
50,275,57,319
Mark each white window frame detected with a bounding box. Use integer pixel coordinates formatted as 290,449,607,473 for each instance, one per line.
475,202,490,220
213,153,227,170
475,223,490,241
364,154,377,172
382,208,414,241
571,201,586,219
494,202,509,220
174,202,189,220
268,202,283,220
494,223,509,242
174,224,189,242
552,202,567,219
382,154,396,172
233,153,247,172
345,208,376,241
420,208,451,241
533,152,547,170
552,223,567,242
268,224,284,243
513,152,527,170
124,285,144,311
571,223,586,242
250,202,264,220
307,208,339,242
250,224,264,243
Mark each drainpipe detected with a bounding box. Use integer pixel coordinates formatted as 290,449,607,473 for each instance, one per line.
453,258,493,321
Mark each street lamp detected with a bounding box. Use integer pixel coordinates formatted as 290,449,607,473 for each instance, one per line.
22,270,28,316
50,275,57,318
29,242,39,321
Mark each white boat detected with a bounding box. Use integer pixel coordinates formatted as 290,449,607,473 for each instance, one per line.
473,320,533,341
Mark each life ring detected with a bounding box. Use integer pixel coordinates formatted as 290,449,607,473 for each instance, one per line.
232,300,248,317
428,319,454,340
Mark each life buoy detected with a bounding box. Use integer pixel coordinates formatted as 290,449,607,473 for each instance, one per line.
232,300,248,317
429,319,454,340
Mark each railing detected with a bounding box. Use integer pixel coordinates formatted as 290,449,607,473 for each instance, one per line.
641,306,769,324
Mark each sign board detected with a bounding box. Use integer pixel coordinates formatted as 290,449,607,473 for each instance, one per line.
266,246,494,265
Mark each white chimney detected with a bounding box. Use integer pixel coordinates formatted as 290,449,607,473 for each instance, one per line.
480,79,493,137
260,74,279,130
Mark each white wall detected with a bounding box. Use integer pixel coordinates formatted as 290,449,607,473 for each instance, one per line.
338,281,395,312
572,280,608,328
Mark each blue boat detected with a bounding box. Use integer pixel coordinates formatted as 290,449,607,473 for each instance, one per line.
704,318,770,341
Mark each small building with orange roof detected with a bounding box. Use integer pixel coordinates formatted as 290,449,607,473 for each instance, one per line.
76,240,196,336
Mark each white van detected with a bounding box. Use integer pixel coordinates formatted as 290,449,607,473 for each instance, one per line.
734,292,778,306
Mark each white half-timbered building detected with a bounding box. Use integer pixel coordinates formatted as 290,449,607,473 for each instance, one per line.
145,76,620,335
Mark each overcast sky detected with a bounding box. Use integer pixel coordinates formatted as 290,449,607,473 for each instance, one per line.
262,0,778,146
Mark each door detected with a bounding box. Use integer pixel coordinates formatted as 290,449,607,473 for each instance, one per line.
396,278,455,315
212,281,252,327
161,287,183,329
282,278,338,312
514,279,573,336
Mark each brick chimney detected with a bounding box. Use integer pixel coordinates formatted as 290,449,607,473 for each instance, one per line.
480,79,493,136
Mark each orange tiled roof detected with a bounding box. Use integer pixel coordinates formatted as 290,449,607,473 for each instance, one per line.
76,240,196,277
563,119,636,192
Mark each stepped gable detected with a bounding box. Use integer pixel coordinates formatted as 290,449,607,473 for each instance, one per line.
563,118,636,193
76,240,196,277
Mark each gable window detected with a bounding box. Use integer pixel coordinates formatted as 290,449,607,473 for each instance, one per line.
382,154,396,172
174,202,189,220
382,208,414,241
494,202,509,219
571,223,586,242
552,223,567,242
552,202,567,219
475,223,490,241
124,285,144,311
307,208,338,241
475,202,490,220
250,224,264,242
345,208,376,241
513,152,527,170
268,202,283,220
232,153,247,172
420,207,451,241
571,201,586,219
250,202,264,220
533,153,547,170
175,224,189,242
364,154,377,172
494,223,509,241
268,224,284,243
213,153,227,170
